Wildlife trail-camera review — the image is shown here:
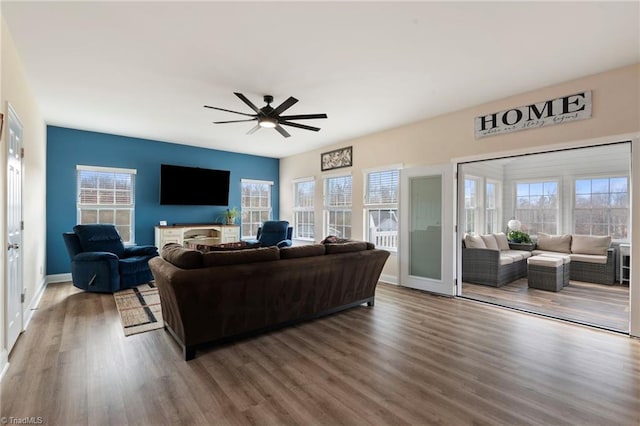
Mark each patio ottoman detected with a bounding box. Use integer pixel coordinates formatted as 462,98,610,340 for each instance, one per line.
537,253,571,287
527,255,563,292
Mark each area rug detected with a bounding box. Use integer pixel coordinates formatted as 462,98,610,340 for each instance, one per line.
114,282,164,336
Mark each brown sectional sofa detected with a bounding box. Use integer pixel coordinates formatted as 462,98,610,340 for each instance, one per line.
149,242,390,360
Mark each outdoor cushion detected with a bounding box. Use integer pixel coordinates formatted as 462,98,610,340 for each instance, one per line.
499,255,514,266
536,233,572,253
494,232,511,251
571,235,611,255
464,234,486,249
481,234,499,250
569,253,608,265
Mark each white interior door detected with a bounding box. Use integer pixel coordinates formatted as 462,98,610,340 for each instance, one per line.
6,103,23,353
400,164,456,295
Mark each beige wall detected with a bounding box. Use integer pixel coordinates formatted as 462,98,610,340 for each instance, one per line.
0,17,47,374
280,64,640,332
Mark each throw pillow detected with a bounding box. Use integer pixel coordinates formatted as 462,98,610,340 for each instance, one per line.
493,232,511,251
571,235,611,255
536,232,572,253
480,234,499,250
464,234,486,249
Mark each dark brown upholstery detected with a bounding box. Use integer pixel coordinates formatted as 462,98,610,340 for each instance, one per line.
161,243,203,270
149,243,390,360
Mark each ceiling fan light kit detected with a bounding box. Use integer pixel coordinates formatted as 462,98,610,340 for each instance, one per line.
204,92,327,138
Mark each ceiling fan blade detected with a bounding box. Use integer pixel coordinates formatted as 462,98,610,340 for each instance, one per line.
275,124,291,138
246,124,261,135
213,118,257,124
204,105,256,118
271,96,299,116
234,92,261,114
278,113,328,120
280,121,321,132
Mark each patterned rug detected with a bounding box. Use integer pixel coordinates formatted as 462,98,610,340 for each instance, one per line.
114,283,164,336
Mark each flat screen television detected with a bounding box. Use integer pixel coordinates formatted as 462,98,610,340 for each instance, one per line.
160,164,230,205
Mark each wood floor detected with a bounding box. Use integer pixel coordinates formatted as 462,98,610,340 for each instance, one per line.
462,279,630,332
2,282,640,425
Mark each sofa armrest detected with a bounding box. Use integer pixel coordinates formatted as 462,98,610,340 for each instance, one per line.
463,247,500,263
125,245,159,257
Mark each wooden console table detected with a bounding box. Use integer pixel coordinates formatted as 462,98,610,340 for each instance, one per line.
154,224,240,255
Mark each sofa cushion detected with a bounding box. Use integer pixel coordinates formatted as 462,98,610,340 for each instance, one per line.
162,243,203,270
494,232,511,251
500,250,531,261
324,241,368,254
280,244,326,259
569,253,608,265
571,235,611,256
203,246,280,267
464,234,486,249
536,233,572,253
499,255,514,265
481,234,499,250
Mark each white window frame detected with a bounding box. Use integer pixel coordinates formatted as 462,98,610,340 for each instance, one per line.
485,179,501,234
364,165,400,251
573,174,629,240
513,178,560,235
241,179,273,239
324,173,352,240
76,165,136,244
293,177,315,241
464,176,481,234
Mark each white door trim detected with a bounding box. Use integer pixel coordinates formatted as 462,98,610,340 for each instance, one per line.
399,163,456,296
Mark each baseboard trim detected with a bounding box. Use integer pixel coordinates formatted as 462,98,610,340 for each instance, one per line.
0,349,8,383
23,278,47,330
46,273,72,284
380,274,398,285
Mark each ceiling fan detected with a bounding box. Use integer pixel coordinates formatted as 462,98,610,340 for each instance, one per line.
204,92,328,138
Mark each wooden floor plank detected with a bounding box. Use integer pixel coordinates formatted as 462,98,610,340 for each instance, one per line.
2,282,639,425
462,278,629,331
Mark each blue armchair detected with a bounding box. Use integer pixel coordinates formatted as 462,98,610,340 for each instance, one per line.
63,224,159,293
252,221,293,248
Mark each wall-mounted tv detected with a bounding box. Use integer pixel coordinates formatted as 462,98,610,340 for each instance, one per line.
160,164,230,206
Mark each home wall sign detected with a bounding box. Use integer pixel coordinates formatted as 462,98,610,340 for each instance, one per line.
475,91,592,139
321,146,352,171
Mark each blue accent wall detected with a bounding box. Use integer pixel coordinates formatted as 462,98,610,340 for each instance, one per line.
47,126,279,274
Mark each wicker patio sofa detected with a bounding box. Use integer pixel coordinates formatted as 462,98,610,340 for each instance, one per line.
532,233,615,285
462,233,532,287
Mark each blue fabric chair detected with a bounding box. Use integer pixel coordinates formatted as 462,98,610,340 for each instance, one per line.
253,221,293,248
63,224,159,293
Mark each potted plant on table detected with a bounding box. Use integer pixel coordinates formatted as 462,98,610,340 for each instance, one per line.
507,230,531,243
225,207,239,225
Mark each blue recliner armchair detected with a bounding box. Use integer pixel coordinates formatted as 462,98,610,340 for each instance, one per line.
63,224,159,293
252,221,293,248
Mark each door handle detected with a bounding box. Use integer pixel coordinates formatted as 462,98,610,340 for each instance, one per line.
7,243,19,250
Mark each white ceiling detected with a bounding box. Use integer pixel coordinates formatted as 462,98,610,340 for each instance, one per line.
3,1,639,158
